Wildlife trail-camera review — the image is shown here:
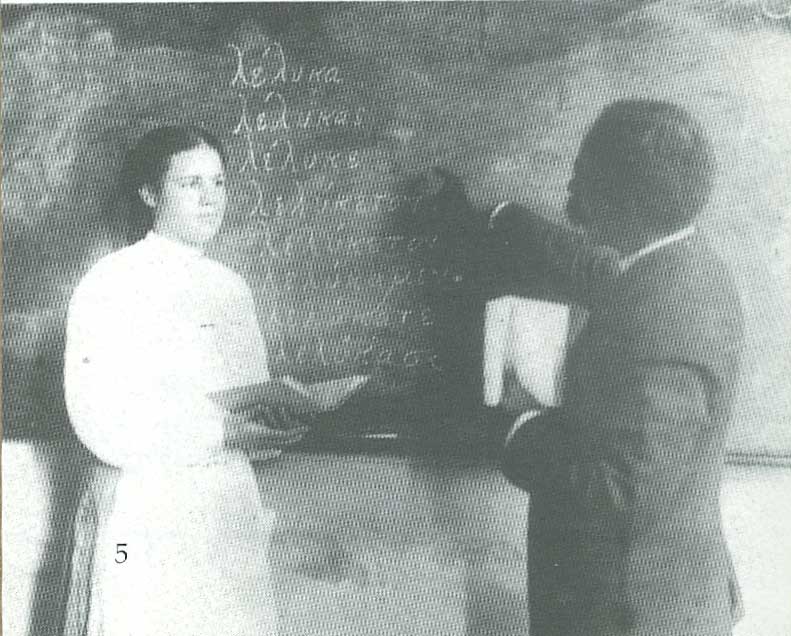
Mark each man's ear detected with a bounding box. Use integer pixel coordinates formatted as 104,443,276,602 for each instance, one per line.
139,184,157,208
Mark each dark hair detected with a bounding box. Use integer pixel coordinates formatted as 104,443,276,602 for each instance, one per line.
578,99,715,233
121,125,228,243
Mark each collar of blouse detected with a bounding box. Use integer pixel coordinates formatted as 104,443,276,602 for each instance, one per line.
144,230,205,260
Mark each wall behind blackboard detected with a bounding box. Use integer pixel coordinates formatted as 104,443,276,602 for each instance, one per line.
3,2,790,455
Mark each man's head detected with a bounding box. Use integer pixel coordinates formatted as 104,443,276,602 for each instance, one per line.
566,99,715,251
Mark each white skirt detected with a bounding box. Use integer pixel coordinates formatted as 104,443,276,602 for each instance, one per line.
86,453,278,636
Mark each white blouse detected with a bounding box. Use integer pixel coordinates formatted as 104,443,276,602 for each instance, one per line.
64,231,271,470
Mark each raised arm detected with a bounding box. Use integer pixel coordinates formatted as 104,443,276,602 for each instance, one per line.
486,202,621,306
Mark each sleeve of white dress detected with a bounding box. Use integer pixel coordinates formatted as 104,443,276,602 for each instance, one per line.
232,276,271,384
231,279,284,463
64,272,226,470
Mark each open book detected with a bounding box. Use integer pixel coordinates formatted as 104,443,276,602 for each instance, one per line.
483,296,575,410
209,375,369,415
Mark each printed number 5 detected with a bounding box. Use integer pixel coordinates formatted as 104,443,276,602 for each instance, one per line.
115,543,128,564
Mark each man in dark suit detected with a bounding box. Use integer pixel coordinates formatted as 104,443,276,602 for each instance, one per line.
492,99,745,636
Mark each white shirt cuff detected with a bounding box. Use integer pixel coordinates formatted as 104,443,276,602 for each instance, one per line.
488,201,512,229
505,409,542,444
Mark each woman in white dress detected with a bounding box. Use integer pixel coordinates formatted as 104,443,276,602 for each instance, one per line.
63,126,304,636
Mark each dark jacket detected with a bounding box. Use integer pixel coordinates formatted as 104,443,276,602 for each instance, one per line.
496,206,744,636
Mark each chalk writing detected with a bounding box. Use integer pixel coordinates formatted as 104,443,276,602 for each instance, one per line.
266,336,443,375
245,180,403,221
231,120,361,173
250,225,442,259
262,304,435,331
234,93,366,135
226,37,456,393
229,41,344,88
251,258,463,293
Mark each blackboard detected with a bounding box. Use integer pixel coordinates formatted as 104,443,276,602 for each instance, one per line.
3,3,790,455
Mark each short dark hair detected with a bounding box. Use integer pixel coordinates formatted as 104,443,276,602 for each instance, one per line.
578,99,715,233
120,125,227,243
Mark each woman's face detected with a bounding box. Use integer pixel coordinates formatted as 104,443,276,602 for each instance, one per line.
146,144,227,249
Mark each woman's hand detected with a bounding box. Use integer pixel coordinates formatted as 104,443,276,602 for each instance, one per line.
222,407,311,454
